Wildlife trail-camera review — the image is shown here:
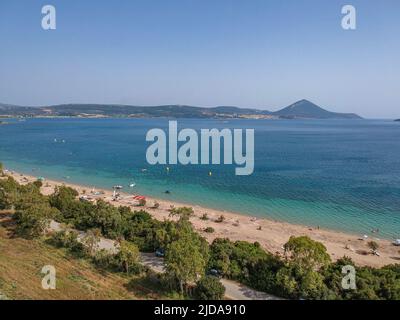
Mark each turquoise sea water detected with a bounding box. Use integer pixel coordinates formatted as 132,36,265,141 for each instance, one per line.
1,118,399,239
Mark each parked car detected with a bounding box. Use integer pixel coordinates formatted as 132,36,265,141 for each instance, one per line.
155,248,165,258
207,269,222,278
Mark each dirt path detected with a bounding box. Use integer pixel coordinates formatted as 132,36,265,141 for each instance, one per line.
139,252,282,300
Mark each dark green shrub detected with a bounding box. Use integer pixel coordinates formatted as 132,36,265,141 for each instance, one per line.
194,276,225,300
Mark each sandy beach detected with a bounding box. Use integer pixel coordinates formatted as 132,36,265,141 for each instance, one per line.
6,169,400,268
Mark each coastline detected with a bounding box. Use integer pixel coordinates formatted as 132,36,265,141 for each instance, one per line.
5,168,400,268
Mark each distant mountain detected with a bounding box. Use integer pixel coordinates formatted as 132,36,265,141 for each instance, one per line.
395,119,400,122
272,99,362,119
0,103,41,116
0,100,362,119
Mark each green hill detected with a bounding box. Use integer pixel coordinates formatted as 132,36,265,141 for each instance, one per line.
273,99,362,119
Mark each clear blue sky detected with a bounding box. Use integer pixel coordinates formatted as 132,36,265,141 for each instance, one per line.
0,0,399,118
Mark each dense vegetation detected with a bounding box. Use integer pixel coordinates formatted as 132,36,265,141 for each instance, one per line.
207,236,400,300
194,276,226,300
0,167,399,300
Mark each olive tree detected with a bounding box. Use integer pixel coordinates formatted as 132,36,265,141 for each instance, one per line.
194,276,225,300
14,204,59,238
284,236,331,270
165,230,209,295
114,241,140,274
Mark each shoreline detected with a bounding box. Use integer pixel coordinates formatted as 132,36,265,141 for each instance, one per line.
5,168,400,268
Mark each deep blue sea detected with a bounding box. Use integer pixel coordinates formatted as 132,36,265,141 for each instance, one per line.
1,118,400,239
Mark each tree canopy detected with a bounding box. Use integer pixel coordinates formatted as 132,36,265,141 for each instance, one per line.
114,241,140,274
194,276,225,300
284,236,331,270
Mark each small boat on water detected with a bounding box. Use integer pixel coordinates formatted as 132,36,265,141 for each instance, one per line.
129,183,136,188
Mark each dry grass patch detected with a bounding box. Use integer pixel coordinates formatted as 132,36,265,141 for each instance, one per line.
0,214,166,300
